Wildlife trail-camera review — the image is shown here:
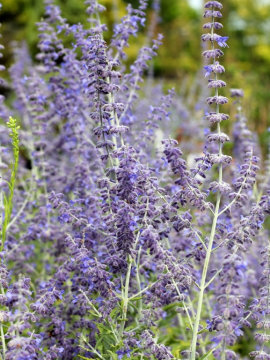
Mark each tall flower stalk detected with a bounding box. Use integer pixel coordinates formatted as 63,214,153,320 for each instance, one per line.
190,1,229,358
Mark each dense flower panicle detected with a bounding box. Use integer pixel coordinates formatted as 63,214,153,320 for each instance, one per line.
162,139,210,210
249,245,270,357
118,35,163,126
116,203,136,254
135,88,175,159
230,89,257,172
232,152,259,192
210,248,247,351
110,1,148,60
36,2,66,73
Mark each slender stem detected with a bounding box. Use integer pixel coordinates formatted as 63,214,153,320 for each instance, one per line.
204,268,222,289
191,228,207,251
135,246,143,322
190,8,225,357
128,278,160,301
190,192,221,360
0,324,5,359
0,286,6,358
172,278,193,330
120,255,132,336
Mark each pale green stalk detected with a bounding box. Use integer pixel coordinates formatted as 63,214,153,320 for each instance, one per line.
120,255,132,337
135,246,143,323
119,224,141,335
189,196,221,360
0,324,5,359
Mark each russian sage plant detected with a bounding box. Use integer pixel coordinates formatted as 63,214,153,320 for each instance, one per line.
0,0,269,359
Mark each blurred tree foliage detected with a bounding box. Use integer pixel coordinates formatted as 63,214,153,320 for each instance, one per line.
223,0,270,149
1,0,270,147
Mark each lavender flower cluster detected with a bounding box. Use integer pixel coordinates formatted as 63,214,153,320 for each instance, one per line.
0,0,269,359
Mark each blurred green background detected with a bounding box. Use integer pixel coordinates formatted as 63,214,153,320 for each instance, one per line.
1,0,270,147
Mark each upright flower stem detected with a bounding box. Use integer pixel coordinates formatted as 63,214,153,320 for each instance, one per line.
190,193,221,360
190,2,228,357
120,255,132,336
120,230,141,337
0,327,5,359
